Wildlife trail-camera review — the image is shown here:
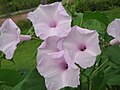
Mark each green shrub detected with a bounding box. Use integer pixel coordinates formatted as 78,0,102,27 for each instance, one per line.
0,0,40,15
75,0,120,12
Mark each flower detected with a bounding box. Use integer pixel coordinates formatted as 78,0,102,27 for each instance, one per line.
62,26,101,68
27,2,71,40
37,50,80,90
107,19,120,45
37,36,61,64
0,19,31,59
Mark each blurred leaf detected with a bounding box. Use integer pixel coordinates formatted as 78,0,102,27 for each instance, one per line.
0,69,23,86
91,71,106,90
103,67,120,85
106,45,120,67
83,11,109,26
107,75,120,85
12,68,46,90
83,19,106,34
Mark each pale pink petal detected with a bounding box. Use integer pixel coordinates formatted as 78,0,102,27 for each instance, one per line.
45,68,80,90
48,50,64,59
75,50,96,68
110,39,120,45
63,26,101,68
3,43,17,59
85,31,101,55
28,2,71,40
0,19,20,59
37,36,61,63
107,19,120,45
45,73,63,90
37,50,80,90
107,19,120,38
0,19,31,59
57,37,64,50
62,68,80,87
37,55,63,78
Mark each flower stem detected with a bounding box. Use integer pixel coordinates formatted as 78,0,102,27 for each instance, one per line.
0,59,1,68
87,76,90,90
0,57,2,89
20,35,31,41
90,59,108,80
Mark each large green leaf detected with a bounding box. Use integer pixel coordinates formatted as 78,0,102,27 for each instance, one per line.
12,68,46,90
91,71,106,90
0,69,23,86
83,19,106,34
83,11,109,26
1,39,41,71
103,67,120,85
106,45,120,67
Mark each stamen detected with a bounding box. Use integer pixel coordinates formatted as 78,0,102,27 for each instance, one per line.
79,45,86,51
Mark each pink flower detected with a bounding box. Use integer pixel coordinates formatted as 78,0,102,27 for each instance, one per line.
37,50,80,90
0,19,31,59
27,2,71,40
62,26,101,68
37,36,61,64
107,19,120,45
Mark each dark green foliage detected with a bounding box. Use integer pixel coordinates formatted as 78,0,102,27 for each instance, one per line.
16,20,32,34
76,0,120,12
12,69,47,90
0,0,40,15
0,69,23,86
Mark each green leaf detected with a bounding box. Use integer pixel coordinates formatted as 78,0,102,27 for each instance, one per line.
0,69,23,86
12,68,46,90
72,12,83,26
103,67,120,85
91,71,106,90
82,19,106,34
106,45,120,67
1,39,41,71
83,11,109,26
107,75,120,85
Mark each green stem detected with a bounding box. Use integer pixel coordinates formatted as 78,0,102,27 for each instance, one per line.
0,59,1,68
0,54,3,68
87,76,90,90
0,57,2,90
90,59,108,80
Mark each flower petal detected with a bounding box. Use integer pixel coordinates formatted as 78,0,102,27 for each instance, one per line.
37,36,60,63
107,19,120,38
0,19,20,59
28,2,71,40
63,26,101,68
37,50,80,90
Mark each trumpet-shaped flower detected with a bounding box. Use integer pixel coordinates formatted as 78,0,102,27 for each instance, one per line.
107,19,120,45
0,19,31,59
28,2,71,40
62,26,101,68
37,50,80,90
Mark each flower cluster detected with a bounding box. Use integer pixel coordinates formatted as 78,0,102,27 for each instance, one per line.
28,2,101,90
0,1,120,90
